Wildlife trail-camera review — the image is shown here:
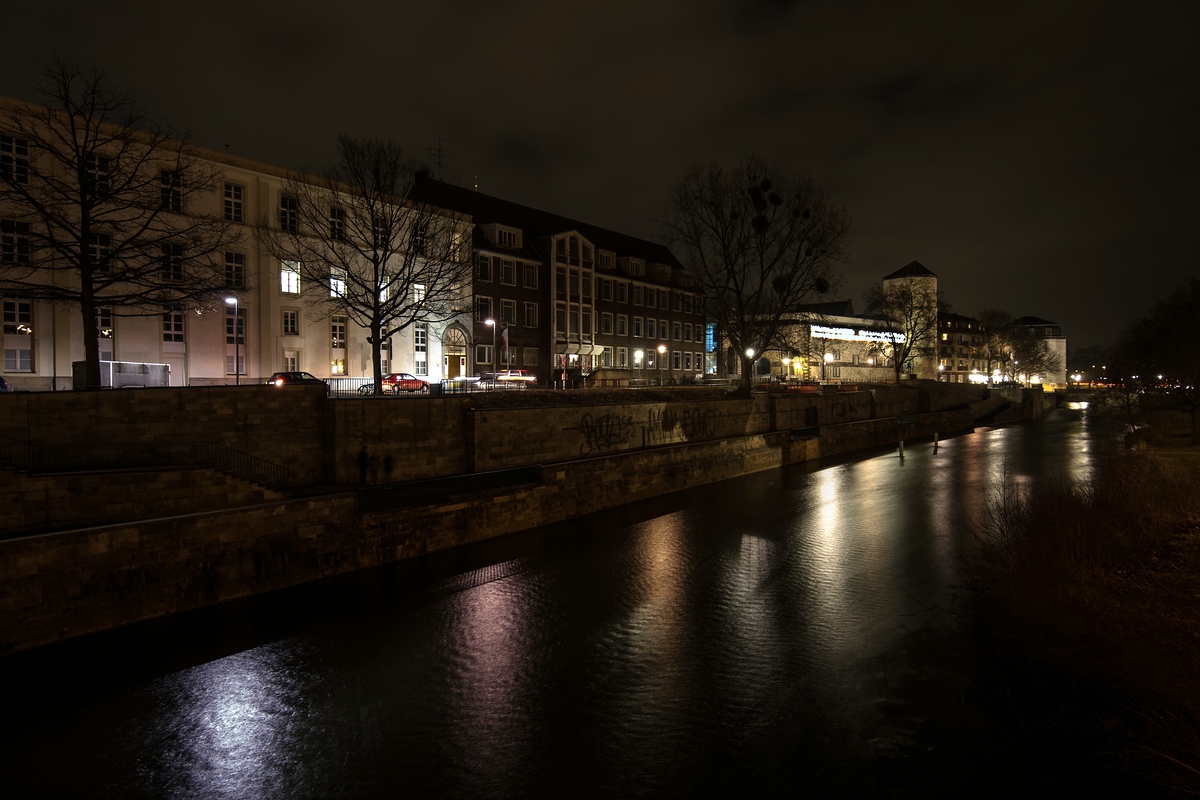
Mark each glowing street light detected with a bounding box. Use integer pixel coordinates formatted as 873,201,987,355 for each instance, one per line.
658,343,668,386
484,318,496,382
224,296,240,386
823,351,834,382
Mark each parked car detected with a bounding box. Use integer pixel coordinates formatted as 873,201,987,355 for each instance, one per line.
381,372,429,394
0,376,9,392
268,372,329,394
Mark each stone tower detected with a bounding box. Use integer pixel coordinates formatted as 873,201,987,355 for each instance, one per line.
881,261,938,380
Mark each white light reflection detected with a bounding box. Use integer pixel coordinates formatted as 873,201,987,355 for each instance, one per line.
166,645,308,799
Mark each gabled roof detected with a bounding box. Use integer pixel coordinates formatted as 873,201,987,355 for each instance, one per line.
882,260,937,280
1008,316,1058,326
410,174,682,270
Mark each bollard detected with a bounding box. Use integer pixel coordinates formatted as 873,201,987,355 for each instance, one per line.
898,439,905,459
933,432,939,453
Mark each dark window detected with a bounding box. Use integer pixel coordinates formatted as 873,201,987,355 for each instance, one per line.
1,219,31,265
280,196,299,233
160,170,182,212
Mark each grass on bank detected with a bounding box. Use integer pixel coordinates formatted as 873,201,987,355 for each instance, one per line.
963,447,1200,795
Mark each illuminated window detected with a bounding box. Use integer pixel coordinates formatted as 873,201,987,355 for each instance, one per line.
330,267,346,297
281,262,300,294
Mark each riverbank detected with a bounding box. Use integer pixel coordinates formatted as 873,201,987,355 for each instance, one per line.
962,442,1200,795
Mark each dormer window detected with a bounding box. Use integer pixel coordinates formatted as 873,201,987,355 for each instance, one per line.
497,228,518,248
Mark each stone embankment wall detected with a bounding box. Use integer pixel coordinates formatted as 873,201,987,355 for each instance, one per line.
0,468,283,538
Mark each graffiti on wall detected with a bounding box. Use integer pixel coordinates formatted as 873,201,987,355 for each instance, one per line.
578,412,635,456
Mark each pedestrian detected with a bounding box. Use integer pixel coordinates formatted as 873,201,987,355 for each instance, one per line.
357,445,369,487
383,453,394,483
368,451,381,486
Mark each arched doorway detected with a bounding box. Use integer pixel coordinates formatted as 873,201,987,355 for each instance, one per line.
442,326,468,379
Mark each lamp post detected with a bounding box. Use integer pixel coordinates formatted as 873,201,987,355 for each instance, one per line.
224,296,240,386
634,349,643,382
484,318,496,382
745,348,755,384
781,356,790,382
823,351,834,382
657,344,667,386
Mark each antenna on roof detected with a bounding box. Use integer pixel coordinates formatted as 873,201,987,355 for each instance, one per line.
428,138,453,180
474,175,478,191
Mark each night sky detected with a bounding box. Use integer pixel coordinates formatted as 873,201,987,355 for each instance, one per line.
4,1,1196,348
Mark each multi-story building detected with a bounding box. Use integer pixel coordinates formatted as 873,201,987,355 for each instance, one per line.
937,312,987,384
410,175,707,386
1004,315,1067,388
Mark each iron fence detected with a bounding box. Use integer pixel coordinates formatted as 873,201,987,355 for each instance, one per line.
0,437,290,490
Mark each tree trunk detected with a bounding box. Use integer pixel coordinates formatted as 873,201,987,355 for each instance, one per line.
79,294,101,390
741,355,754,388
371,324,384,397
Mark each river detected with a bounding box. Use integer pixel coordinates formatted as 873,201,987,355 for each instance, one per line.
1,407,1118,798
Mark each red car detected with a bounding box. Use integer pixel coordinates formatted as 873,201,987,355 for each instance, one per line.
381,372,429,394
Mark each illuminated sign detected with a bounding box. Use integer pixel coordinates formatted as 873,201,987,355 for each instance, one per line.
810,324,904,344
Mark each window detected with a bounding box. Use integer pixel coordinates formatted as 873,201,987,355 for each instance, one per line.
500,299,516,325
555,267,567,300
330,206,345,240
414,322,427,375
524,302,538,328
225,305,245,348
522,347,539,367
581,310,592,342
224,252,245,288
332,316,347,349
410,223,426,255
672,350,681,370
684,352,692,370
569,272,579,301
476,295,493,322
3,300,32,372
1,135,30,184
555,238,567,263
476,344,494,365
633,285,644,305
695,352,704,371
162,309,185,343
282,309,298,336
3,299,32,333
161,243,184,282
673,294,683,312
280,195,298,233
633,316,643,337
672,322,682,341
684,323,693,342
616,314,627,336
660,319,668,340
96,307,113,338
616,282,628,303
224,183,244,223
372,215,388,248
1,219,30,265
645,318,656,339
582,244,593,268
569,236,580,266
160,170,182,212
500,259,516,285
616,347,628,368
523,262,538,288
601,346,613,368
281,261,300,294
413,282,426,303
600,312,613,335
87,232,111,269
599,252,612,269
600,279,612,301
628,259,644,276
330,266,346,297
477,254,493,281
331,358,345,375
86,154,111,196
581,273,592,300
498,228,517,247
555,304,566,340
283,350,298,372
645,288,655,309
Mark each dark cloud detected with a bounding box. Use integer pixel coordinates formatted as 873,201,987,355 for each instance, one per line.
1,0,1195,347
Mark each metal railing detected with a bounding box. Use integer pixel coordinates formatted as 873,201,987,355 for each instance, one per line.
0,435,290,490
357,465,543,515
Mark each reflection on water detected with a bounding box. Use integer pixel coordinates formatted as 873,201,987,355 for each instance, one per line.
0,409,1116,798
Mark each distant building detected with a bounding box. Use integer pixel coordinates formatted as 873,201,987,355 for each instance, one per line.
1005,316,1067,388
937,312,988,384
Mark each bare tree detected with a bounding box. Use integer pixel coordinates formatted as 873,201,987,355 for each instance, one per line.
1012,338,1060,388
657,154,848,388
862,280,941,383
1116,280,1200,443
0,59,240,388
257,136,472,395
978,308,1015,384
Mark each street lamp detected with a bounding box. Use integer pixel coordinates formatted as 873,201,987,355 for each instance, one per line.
823,351,834,382
634,349,643,380
657,344,667,386
745,348,755,383
781,356,790,381
484,318,496,381
224,296,240,386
